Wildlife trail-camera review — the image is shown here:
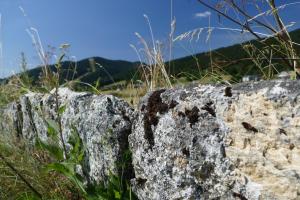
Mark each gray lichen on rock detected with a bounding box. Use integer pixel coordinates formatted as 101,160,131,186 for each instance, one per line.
1,80,300,200
1,88,135,184
129,80,300,200
129,85,234,199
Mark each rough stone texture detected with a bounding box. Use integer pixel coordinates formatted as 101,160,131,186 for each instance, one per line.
1,80,300,200
1,88,134,184
129,80,300,200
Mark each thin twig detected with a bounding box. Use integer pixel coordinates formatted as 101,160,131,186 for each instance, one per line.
197,0,295,71
0,153,42,198
197,0,262,39
229,0,277,34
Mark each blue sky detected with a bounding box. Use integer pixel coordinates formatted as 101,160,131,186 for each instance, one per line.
0,0,300,77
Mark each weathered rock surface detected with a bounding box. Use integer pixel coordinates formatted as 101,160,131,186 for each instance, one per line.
1,80,300,200
129,80,300,200
0,88,134,184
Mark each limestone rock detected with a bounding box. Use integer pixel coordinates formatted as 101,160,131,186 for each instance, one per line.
129,80,300,200
1,88,134,184
1,80,300,200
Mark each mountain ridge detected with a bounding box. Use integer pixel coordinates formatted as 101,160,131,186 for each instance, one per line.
3,28,300,86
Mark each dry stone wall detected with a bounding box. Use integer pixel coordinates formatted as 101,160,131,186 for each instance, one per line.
0,88,134,184
1,80,300,199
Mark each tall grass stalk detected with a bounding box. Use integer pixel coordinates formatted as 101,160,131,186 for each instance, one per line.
0,13,3,78
195,0,300,79
132,15,172,91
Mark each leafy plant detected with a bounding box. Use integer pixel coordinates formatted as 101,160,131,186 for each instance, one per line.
0,132,76,199
36,122,87,197
36,118,137,200
86,172,136,200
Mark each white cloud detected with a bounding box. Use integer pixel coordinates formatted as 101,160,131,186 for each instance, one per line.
195,11,211,18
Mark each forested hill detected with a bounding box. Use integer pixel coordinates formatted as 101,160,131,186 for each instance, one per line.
23,57,139,86
3,28,300,86
168,28,300,80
